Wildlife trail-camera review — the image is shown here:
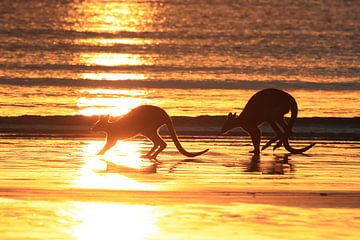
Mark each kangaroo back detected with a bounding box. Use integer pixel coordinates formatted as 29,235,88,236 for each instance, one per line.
165,117,209,157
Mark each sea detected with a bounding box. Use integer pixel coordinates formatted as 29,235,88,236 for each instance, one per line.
0,0,359,119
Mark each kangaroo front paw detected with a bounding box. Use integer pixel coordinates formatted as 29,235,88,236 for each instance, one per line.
261,143,271,151
149,154,159,160
273,140,283,151
249,149,260,155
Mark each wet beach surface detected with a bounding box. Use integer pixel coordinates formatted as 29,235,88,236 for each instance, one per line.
0,136,359,239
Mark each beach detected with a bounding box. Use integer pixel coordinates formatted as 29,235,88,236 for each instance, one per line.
0,133,359,239
0,0,359,239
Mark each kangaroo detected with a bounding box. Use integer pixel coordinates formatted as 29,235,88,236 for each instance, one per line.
92,105,209,159
221,88,315,155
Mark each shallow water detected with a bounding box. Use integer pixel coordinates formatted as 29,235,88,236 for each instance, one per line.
0,136,359,239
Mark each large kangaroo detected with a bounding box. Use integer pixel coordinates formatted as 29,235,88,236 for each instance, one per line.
221,88,315,154
92,105,209,159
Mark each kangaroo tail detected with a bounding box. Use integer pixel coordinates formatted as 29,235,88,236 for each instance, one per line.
283,138,316,154
165,118,209,157
287,96,298,134
284,96,315,153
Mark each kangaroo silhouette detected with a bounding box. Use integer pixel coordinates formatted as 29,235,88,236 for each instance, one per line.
221,88,315,154
92,105,209,159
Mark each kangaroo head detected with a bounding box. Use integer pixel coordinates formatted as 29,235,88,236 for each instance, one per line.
92,115,110,132
221,112,238,134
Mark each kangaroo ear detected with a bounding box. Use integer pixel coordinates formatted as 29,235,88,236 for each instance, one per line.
227,112,237,119
98,114,110,121
227,112,235,119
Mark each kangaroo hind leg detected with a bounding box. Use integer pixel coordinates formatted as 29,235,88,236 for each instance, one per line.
141,142,159,159
143,130,167,159
98,138,117,155
262,122,283,151
277,117,291,137
268,106,290,151
272,116,293,151
272,121,287,150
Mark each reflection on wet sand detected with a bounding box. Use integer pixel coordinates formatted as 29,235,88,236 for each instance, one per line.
1,196,359,240
223,153,296,176
71,202,160,240
75,141,161,191
245,154,296,175
168,159,207,173
0,138,360,239
101,158,158,174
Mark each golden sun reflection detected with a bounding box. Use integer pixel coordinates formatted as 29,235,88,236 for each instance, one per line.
82,73,146,81
81,53,144,66
67,1,157,33
77,97,144,116
70,1,155,82
79,52,150,81
77,89,153,116
83,89,148,96
75,38,154,46
72,202,160,240
74,141,160,191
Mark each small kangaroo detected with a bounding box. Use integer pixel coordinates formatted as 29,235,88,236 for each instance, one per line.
221,88,315,155
92,105,209,159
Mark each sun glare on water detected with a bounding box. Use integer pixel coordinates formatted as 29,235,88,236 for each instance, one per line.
77,96,144,116
67,1,158,33
79,52,149,81
76,48,153,117
81,53,145,67
77,89,154,116
68,0,158,116
74,141,160,191
71,202,161,240
81,72,146,81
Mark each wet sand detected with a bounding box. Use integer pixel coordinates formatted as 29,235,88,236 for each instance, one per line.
0,136,359,239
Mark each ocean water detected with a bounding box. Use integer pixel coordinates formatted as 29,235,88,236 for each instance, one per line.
0,0,359,117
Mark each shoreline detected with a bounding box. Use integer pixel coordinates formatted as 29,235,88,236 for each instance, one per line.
0,115,359,140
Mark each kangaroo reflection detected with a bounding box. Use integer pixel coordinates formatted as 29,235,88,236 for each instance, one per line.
245,154,295,175
99,157,158,174
168,159,206,173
